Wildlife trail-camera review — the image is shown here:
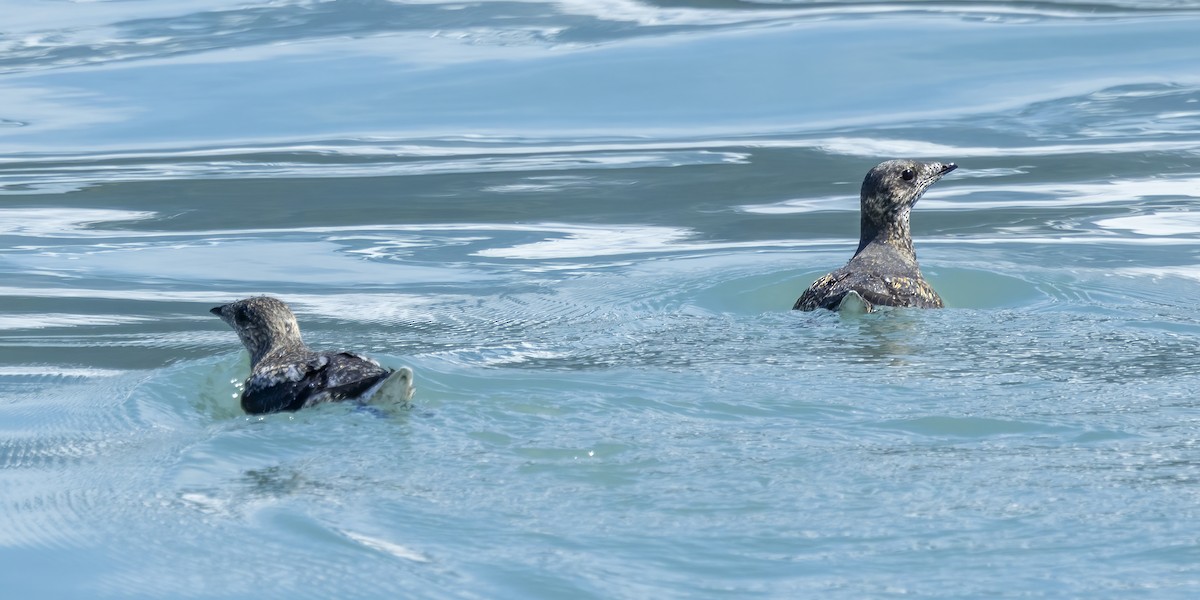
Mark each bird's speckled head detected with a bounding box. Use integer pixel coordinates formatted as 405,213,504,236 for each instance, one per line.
210,296,305,367
857,159,957,252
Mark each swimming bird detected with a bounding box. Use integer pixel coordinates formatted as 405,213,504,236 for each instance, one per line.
794,159,957,312
211,296,413,414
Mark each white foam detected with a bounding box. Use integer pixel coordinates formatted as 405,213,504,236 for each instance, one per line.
0,150,745,195
478,342,568,366
0,83,134,133
743,176,1200,215
0,313,151,331
0,366,125,378
1096,212,1200,236
0,208,156,236
1113,265,1200,281
815,136,1200,158
549,0,1164,26
473,224,787,259
341,530,430,563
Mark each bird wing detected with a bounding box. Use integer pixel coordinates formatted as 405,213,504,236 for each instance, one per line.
794,272,836,310
873,276,943,308
314,352,392,402
240,352,393,414
794,269,876,311
241,354,330,414
795,266,942,311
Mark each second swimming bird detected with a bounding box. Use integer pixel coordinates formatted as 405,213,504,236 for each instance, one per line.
211,296,413,414
794,159,957,312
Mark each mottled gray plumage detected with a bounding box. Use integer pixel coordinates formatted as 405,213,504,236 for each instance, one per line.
211,296,398,414
794,159,957,312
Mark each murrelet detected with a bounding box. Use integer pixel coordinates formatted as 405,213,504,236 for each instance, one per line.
211,296,411,414
794,159,957,312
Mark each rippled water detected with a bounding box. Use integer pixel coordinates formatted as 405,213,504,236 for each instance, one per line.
3,0,1200,597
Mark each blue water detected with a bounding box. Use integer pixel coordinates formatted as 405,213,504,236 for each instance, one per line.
4,0,1200,597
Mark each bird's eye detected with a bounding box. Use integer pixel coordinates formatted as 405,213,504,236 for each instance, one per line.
901,169,915,181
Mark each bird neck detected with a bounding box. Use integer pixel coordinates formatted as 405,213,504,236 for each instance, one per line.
249,336,307,368
856,212,915,259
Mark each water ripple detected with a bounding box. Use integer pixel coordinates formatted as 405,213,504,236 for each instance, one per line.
3,0,1196,76
2,2,1200,595
0,144,745,194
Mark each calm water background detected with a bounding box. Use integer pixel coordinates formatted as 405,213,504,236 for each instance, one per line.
3,0,1200,597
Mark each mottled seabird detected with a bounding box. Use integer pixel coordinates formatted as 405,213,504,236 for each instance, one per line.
211,296,413,414
794,159,957,312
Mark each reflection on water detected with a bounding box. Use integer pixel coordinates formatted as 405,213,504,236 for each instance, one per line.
3,0,1200,597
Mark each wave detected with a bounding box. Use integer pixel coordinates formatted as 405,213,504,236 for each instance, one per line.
0,145,746,194
2,0,1196,75
3,81,1196,191
743,175,1200,214
0,314,153,331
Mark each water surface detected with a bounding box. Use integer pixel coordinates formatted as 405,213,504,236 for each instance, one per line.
3,0,1200,597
